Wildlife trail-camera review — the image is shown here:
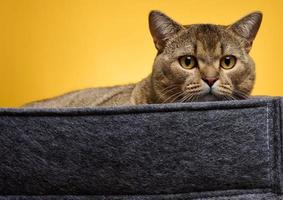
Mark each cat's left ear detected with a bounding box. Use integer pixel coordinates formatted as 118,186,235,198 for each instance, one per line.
228,11,262,52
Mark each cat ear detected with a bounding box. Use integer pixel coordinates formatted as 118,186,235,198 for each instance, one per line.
149,10,183,52
228,11,262,52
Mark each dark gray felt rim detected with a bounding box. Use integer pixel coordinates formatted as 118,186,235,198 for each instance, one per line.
0,96,282,200
0,96,280,116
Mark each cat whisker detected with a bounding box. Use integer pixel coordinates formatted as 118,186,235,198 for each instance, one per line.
169,92,185,103
157,85,179,102
220,84,232,90
159,84,179,94
194,94,201,102
180,92,192,102
232,89,249,99
213,87,235,101
159,87,178,97
162,91,184,103
180,92,197,103
179,93,190,103
224,95,234,101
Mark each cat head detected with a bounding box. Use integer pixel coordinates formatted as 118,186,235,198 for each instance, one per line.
148,11,262,102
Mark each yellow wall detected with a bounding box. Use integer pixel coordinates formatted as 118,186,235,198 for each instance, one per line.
0,0,282,107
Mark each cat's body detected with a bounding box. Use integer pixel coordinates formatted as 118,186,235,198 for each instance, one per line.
24,77,156,107
24,11,262,108
24,79,143,108
24,84,136,108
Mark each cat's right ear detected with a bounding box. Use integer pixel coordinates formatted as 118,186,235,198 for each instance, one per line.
149,10,183,52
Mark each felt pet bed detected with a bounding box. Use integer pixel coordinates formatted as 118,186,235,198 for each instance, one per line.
0,96,282,200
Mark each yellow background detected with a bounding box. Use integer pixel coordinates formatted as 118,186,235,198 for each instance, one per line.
0,0,282,107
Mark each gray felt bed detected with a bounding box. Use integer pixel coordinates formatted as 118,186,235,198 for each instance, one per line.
0,96,282,200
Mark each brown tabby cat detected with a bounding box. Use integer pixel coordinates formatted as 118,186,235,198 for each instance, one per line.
24,10,262,108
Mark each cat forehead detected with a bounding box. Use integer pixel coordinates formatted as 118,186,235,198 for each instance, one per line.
165,24,241,54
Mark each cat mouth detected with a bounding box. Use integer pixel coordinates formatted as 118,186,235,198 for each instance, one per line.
196,88,225,102
182,85,233,102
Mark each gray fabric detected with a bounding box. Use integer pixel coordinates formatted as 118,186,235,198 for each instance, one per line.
0,192,280,200
0,97,282,199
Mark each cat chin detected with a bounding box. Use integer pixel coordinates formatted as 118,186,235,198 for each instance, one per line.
196,94,220,102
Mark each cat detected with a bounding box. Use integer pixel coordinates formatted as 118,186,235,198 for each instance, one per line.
24,10,262,108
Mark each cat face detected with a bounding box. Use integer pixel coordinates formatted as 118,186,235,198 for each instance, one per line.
149,11,262,102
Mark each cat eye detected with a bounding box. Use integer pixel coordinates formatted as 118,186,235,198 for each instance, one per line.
220,55,237,69
179,55,197,69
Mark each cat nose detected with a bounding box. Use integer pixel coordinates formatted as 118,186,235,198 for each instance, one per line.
202,77,218,87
